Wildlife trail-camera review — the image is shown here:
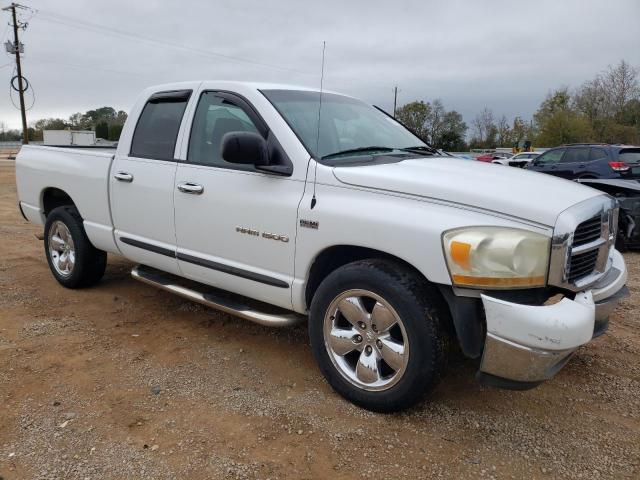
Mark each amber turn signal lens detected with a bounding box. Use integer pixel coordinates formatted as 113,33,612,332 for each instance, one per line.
450,241,471,270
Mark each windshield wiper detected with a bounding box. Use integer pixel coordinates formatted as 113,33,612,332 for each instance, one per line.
400,146,439,155
321,146,395,160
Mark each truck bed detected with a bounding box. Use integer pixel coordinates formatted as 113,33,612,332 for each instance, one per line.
15,145,117,252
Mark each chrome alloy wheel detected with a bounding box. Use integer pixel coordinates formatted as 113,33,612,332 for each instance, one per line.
48,220,75,277
323,289,409,391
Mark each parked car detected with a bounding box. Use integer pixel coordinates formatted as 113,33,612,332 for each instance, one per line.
526,144,640,180
492,151,541,167
15,81,628,412
476,152,510,162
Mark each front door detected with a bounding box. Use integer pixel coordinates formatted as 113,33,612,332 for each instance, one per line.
110,90,192,275
173,91,304,309
530,148,566,177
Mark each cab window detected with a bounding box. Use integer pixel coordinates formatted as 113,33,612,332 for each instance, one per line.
188,92,261,169
130,90,191,160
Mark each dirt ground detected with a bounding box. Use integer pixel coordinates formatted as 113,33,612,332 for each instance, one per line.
0,161,639,479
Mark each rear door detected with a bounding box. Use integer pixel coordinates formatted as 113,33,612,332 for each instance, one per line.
110,90,191,275
556,147,590,178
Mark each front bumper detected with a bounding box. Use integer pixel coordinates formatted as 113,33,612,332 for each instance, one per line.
478,249,629,388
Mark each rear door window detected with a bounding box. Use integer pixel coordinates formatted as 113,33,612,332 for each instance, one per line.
589,148,608,161
618,148,640,163
561,147,590,163
536,149,565,164
130,90,191,160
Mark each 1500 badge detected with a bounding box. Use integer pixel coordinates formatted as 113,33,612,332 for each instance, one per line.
236,226,289,243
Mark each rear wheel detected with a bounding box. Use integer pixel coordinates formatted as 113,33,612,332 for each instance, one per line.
44,206,107,288
309,259,449,412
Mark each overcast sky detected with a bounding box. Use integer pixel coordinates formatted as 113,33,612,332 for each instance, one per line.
1,0,639,130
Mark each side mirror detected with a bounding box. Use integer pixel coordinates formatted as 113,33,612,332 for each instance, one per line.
221,131,269,166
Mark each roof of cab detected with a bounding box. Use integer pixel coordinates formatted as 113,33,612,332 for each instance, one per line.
145,80,344,96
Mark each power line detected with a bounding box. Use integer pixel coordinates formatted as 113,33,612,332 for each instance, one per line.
35,9,315,77
25,54,152,79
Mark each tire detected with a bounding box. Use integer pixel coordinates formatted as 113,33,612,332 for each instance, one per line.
309,259,449,412
44,206,107,288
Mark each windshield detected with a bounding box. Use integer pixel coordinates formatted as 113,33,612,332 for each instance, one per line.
261,89,427,161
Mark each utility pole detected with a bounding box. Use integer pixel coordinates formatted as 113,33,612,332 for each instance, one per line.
3,3,28,144
393,86,398,117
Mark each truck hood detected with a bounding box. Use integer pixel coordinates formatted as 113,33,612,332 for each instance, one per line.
332,157,602,226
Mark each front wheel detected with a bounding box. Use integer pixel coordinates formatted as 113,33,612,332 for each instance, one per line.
309,259,449,412
44,206,107,288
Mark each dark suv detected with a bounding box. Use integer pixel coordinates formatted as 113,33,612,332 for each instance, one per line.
526,144,640,180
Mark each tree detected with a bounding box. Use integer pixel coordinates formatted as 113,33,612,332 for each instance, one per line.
496,115,511,147
69,112,89,130
395,99,467,149
95,122,109,140
424,99,445,145
33,118,69,131
395,101,430,140
536,110,593,146
83,106,117,126
439,110,467,151
534,87,572,126
470,107,496,148
533,88,592,145
606,60,639,118
511,116,532,148
108,124,124,141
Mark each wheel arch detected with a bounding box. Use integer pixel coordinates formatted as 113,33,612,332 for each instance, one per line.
305,244,433,309
41,187,77,217
304,244,484,359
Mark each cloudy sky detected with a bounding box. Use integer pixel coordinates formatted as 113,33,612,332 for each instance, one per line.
1,0,639,130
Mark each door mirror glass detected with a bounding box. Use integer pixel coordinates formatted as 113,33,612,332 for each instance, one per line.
221,131,269,166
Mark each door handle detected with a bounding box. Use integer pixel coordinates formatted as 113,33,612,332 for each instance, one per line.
177,182,204,195
113,171,134,182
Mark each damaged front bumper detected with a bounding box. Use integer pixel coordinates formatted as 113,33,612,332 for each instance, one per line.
477,249,629,389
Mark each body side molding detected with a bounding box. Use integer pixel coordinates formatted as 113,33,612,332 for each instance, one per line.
119,236,289,288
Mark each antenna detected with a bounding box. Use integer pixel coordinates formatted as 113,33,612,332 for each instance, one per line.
311,41,326,210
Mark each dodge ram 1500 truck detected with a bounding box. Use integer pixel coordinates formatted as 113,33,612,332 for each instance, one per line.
15,81,629,412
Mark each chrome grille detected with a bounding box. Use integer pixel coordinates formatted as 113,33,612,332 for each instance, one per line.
573,215,602,247
567,249,599,283
548,196,616,292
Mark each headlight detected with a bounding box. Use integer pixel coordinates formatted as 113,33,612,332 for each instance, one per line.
442,227,550,289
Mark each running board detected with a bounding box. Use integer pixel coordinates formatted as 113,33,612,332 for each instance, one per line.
131,265,304,327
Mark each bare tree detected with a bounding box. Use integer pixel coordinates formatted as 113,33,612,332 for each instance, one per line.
472,107,495,144
497,115,510,147
605,60,639,115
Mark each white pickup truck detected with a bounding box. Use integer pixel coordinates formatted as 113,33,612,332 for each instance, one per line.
15,81,629,412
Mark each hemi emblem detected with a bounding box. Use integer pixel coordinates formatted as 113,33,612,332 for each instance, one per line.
300,219,319,230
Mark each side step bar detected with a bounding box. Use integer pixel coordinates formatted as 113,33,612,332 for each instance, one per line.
131,265,304,327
